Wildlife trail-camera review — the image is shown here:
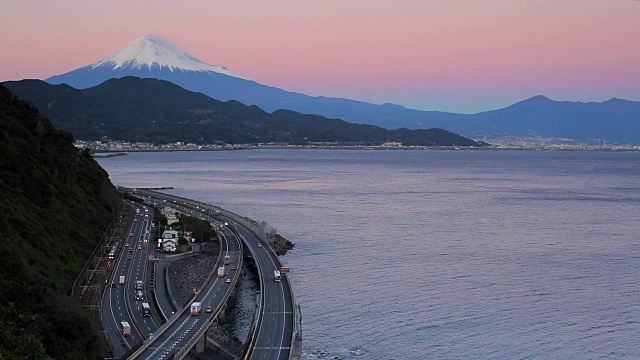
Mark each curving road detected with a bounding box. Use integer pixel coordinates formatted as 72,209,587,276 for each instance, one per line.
230,219,294,360
128,198,242,360
130,189,295,360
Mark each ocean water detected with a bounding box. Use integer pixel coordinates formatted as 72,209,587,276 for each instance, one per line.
97,149,640,359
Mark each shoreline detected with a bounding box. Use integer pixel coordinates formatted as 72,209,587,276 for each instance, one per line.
90,144,640,154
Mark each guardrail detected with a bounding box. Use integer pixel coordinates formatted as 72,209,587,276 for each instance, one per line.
238,229,265,360
263,239,295,360
223,215,298,360
128,249,220,359
172,234,228,359
175,227,244,359
127,212,224,359
128,188,299,359
127,191,243,359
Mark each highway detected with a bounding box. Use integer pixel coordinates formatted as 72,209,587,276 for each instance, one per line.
101,204,159,357
130,189,296,360
129,200,243,360
230,218,293,360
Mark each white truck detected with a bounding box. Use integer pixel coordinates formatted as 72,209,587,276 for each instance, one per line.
121,321,131,336
224,255,231,265
142,302,151,317
217,266,225,278
274,270,281,282
119,275,125,285
190,301,202,316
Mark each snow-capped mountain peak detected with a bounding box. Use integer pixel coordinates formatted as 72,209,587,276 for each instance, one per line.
90,35,245,79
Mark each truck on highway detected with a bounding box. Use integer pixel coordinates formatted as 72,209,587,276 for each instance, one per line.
224,255,231,265
119,275,125,285
142,302,151,317
274,270,281,282
217,266,225,278
121,321,131,336
135,280,143,290
190,301,202,316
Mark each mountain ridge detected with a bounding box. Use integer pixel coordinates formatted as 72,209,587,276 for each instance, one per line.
44,36,640,144
5,77,485,147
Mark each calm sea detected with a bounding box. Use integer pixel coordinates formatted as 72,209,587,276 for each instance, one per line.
97,149,640,359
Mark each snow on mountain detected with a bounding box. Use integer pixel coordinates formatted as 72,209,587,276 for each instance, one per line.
90,35,245,79
44,35,640,143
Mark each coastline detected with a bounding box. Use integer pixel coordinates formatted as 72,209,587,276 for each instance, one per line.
89,143,640,154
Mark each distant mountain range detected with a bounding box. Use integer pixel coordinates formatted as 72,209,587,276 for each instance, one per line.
4,77,484,147
44,35,640,144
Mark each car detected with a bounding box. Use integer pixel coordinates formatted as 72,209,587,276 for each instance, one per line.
111,282,116,288
125,243,129,247
127,255,132,260
129,248,133,252
230,265,236,271
205,306,213,313
129,232,133,237
134,219,138,222
137,245,142,250
149,333,154,339
146,230,149,233
225,278,231,283
257,243,262,248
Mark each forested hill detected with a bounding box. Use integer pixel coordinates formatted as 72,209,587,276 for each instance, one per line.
4,77,485,147
0,84,120,359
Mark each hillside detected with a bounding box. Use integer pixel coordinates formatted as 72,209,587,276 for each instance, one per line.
465,96,640,143
5,77,484,147
0,85,120,358
42,36,640,144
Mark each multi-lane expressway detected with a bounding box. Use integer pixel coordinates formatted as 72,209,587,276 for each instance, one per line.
101,204,159,358
131,189,297,360
127,199,243,360
230,218,294,360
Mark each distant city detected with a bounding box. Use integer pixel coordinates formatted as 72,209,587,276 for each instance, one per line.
79,138,640,153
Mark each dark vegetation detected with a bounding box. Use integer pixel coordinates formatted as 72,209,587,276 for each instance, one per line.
4,77,485,147
173,215,217,244
269,234,295,256
0,85,120,359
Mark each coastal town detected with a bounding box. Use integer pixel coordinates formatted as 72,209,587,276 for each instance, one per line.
80,138,640,154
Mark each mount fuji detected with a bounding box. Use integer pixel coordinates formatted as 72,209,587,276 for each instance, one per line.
85,35,244,78
46,35,455,130
44,35,640,143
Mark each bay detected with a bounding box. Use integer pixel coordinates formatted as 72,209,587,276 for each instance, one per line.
97,149,640,359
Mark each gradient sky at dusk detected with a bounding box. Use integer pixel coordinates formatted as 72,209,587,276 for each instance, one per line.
2,0,639,113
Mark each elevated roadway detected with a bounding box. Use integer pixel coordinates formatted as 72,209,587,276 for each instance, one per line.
229,218,294,360
127,198,242,359
130,188,298,360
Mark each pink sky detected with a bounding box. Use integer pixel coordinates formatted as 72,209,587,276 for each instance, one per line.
1,0,639,113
